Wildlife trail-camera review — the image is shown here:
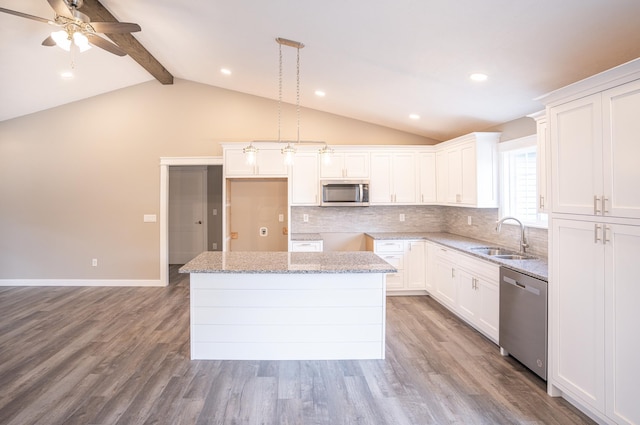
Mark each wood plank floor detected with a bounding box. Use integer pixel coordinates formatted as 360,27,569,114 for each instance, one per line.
0,267,594,425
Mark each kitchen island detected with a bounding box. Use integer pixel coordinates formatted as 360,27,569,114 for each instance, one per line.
179,251,395,360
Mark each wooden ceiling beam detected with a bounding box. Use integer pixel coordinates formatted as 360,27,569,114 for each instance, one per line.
80,0,173,84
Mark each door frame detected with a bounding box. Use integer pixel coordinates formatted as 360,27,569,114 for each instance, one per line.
160,157,223,286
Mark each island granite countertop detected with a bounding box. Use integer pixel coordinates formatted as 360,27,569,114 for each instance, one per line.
366,232,548,281
179,251,397,274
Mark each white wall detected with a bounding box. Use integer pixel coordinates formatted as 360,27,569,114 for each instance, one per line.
0,79,436,281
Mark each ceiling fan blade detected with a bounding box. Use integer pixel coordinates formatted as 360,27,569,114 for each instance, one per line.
0,7,53,24
47,0,73,18
90,21,141,34
42,35,56,46
87,34,126,56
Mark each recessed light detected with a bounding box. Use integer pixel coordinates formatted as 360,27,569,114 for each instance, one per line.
315,90,326,97
60,71,74,80
409,114,420,120
470,73,488,82
220,68,232,76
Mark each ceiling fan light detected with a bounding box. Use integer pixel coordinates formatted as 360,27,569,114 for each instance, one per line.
73,32,91,52
51,30,71,51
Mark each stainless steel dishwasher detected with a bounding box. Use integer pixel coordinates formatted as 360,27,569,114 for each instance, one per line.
499,267,548,380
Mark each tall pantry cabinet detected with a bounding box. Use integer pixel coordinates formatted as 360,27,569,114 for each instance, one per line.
542,58,640,425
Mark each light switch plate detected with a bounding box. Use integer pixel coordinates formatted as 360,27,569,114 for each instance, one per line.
143,214,157,223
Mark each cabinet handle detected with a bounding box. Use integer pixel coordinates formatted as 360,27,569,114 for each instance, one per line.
594,195,601,215
602,196,609,215
451,268,455,278
421,194,424,203
456,194,461,203
604,225,610,245
595,224,602,244
539,195,545,209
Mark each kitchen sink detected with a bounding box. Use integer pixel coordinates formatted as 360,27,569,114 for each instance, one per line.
470,246,536,260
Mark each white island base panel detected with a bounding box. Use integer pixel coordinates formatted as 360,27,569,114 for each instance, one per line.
190,272,386,360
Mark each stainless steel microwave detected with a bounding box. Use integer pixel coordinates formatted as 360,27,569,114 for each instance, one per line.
320,180,369,206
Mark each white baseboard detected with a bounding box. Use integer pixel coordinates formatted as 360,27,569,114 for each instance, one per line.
0,279,164,287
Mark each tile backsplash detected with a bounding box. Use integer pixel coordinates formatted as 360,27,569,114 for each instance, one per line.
291,205,548,258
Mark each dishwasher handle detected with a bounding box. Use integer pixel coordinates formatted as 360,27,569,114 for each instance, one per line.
503,275,541,296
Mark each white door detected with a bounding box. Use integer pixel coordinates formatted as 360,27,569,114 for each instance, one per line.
460,142,477,205
551,218,605,411
290,152,319,205
550,94,603,215
418,152,437,204
602,79,640,219
405,241,426,289
169,167,207,264
393,153,417,203
605,223,640,425
369,153,393,204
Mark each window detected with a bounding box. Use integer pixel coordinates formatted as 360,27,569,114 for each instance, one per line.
499,136,548,228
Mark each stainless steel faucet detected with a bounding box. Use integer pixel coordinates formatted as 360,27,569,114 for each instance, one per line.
496,216,529,253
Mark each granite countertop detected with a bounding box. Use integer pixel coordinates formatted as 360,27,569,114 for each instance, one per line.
290,233,323,241
366,232,548,281
179,251,396,274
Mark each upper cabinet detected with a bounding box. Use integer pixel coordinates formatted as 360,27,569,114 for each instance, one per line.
417,151,437,204
549,78,640,219
224,147,288,177
289,151,319,206
530,111,549,213
319,151,369,179
369,151,417,204
434,132,500,208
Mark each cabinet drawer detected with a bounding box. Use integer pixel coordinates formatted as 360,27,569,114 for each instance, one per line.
457,253,499,282
290,241,323,252
385,271,404,289
378,253,403,269
374,241,404,252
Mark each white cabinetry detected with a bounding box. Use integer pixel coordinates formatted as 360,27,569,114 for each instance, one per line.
290,151,319,205
550,79,640,219
551,219,640,424
369,151,417,204
224,147,288,177
429,243,499,342
434,132,500,208
320,151,369,179
417,151,437,204
530,110,549,213
368,239,426,294
541,59,640,425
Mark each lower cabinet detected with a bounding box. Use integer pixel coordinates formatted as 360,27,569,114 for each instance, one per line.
369,239,426,293
427,242,500,342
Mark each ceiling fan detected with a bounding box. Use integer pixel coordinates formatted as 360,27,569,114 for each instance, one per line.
0,0,140,56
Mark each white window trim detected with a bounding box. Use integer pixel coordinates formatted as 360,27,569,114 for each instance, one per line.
498,135,548,229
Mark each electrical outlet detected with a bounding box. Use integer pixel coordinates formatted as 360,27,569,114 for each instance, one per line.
467,216,472,225
212,242,217,250
92,258,98,267
303,214,309,222
399,213,405,222
278,214,284,222
212,209,218,216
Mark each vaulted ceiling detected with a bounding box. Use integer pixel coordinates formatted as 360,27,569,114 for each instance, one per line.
2,0,640,141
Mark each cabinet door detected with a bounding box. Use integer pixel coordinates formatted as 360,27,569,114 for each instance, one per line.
290,152,319,205
459,142,477,205
551,218,605,411
456,268,478,323
476,276,499,341
433,248,457,309
344,152,370,178
320,154,345,178
225,149,256,176
418,152,437,203
406,241,426,289
602,79,640,219
424,243,436,293
369,153,393,204
536,117,549,213
393,153,417,203
605,224,640,424
257,150,288,176
550,94,603,215
446,147,462,203
379,253,404,290
435,150,448,203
